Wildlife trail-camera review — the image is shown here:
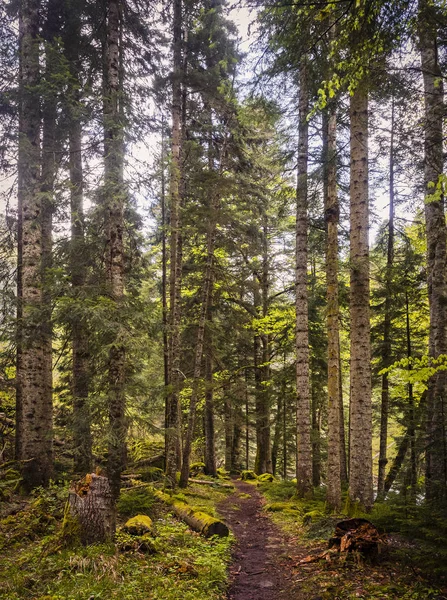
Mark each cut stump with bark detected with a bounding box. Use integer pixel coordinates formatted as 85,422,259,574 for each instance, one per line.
329,518,384,557
65,473,115,544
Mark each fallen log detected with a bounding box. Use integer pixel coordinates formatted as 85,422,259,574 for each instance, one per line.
329,518,384,557
154,490,229,538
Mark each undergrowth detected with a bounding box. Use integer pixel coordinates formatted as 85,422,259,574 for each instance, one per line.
257,480,447,598
0,480,234,600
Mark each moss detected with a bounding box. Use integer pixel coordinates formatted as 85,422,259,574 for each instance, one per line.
189,462,206,477
116,530,156,553
216,468,230,479
60,501,81,547
302,510,324,524
123,515,153,535
240,470,257,481
258,473,275,483
238,493,251,499
265,502,302,513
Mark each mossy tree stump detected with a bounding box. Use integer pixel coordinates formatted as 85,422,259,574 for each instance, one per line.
66,474,115,544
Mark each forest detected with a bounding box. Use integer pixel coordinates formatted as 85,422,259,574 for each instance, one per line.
1,0,447,598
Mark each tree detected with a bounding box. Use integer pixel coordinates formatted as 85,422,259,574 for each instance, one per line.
418,0,447,504
18,0,54,490
295,57,313,496
103,0,127,500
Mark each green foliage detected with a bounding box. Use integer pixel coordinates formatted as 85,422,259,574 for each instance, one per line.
257,473,276,483
0,483,232,600
117,487,157,517
138,467,164,482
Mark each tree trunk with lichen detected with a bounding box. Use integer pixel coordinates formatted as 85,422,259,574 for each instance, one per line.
103,0,127,500
295,58,312,497
419,0,447,504
18,0,54,491
349,85,373,511
325,103,341,512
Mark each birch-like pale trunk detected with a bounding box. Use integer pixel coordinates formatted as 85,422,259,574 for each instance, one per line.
419,0,447,503
325,103,341,511
377,99,395,499
295,59,312,497
19,0,54,490
349,86,373,510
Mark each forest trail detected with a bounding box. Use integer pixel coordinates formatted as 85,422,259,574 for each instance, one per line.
218,480,305,600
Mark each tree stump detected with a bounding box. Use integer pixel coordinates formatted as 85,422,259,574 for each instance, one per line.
65,474,115,544
329,518,383,557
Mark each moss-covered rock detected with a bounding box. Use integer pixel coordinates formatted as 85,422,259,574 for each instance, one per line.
241,470,257,481
123,514,153,535
189,462,206,477
258,473,275,483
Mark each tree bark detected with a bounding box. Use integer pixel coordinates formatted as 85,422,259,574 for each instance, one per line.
18,0,54,491
166,0,183,485
103,0,126,500
349,85,373,510
203,336,216,477
419,0,447,504
377,98,395,500
67,474,115,544
295,58,312,497
324,103,341,510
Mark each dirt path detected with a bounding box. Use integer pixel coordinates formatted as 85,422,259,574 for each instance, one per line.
217,479,305,600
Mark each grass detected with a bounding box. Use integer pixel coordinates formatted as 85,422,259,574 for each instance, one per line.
0,480,234,600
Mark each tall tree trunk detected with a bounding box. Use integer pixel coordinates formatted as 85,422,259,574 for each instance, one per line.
272,394,282,476
18,0,54,491
406,291,417,499
161,115,169,391
295,58,312,497
62,0,92,474
166,0,183,485
339,345,348,484
103,0,126,501
203,318,216,477
254,218,272,475
179,218,217,487
324,102,341,510
419,0,447,504
39,0,60,484
349,85,373,510
377,99,395,500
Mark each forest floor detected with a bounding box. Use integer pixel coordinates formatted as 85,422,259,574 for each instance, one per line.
1,475,447,599
218,479,447,600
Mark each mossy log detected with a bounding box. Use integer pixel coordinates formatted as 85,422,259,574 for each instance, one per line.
154,490,229,538
65,474,115,544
